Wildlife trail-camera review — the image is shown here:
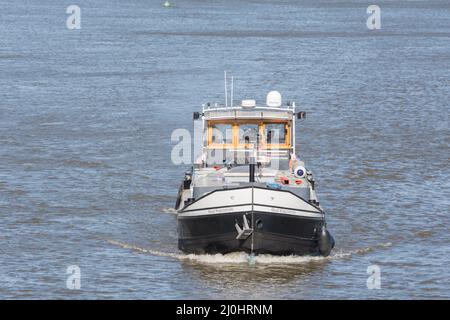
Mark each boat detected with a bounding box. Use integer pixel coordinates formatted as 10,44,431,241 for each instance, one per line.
175,89,335,256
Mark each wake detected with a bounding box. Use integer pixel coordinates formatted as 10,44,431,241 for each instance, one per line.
107,240,392,265
162,207,178,214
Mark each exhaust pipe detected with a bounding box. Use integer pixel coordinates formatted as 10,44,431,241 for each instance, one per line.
249,162,255,182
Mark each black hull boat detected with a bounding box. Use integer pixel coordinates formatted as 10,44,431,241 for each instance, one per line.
178,204,333,256
177,186,334,256
175,89,334,256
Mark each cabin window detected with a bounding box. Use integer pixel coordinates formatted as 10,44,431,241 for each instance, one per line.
238,124,259,144
207,121,290,149
211,124,233,144
264,123,287,144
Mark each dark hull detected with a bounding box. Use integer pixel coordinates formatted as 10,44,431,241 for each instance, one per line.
178,211,325,256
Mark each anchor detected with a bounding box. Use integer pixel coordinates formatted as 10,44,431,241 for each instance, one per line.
235,214,253,240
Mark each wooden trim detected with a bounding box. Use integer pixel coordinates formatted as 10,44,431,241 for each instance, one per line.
206,120,292,149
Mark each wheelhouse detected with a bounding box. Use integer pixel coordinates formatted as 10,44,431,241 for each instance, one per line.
196,101,298,171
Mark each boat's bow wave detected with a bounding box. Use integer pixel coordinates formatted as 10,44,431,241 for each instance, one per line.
162,207,178,214
107,240,392,265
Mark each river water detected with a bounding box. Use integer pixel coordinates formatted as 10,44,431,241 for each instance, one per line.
0,0,449,299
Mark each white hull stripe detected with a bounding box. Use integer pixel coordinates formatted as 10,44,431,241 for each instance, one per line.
179,204,324,218
179,205,252,217
253,205,323,218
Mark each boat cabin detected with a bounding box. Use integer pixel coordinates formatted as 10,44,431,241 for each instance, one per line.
197,94,297,172
185,91,311,203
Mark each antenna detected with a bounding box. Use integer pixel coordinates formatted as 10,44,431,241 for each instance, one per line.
224,71,228,107
231,76,234,107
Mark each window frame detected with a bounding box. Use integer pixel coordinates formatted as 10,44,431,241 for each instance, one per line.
206,119,291,150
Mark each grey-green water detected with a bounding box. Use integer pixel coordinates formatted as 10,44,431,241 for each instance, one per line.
0,0,449,299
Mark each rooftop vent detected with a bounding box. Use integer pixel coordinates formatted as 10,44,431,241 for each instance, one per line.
266,91,282,107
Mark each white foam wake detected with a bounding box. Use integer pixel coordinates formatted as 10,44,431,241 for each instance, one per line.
107,240,393,265
162,207,178,214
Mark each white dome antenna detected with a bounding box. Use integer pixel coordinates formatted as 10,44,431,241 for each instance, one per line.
266,91,282,107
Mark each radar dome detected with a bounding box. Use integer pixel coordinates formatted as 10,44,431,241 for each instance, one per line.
266,91,282,107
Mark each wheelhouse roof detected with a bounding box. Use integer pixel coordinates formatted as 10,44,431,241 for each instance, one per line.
202,105,295,121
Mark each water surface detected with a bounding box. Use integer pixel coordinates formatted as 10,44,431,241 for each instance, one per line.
0,0,449,299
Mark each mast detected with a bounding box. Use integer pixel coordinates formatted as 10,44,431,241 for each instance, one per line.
224,71,228,107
